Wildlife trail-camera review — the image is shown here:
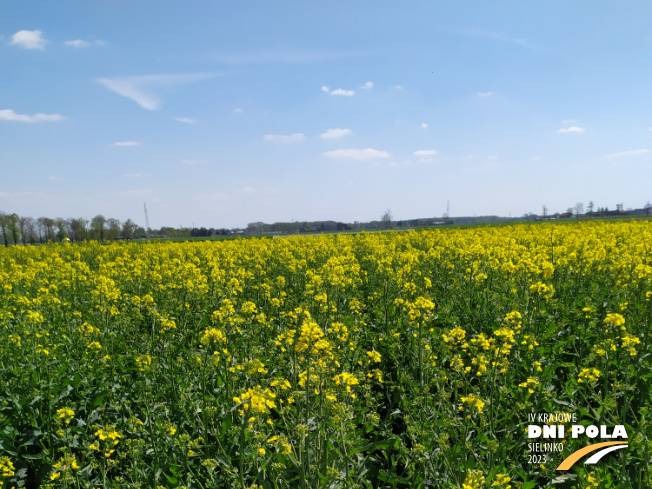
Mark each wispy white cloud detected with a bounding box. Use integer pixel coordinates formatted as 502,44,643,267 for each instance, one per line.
263,132,306,143
558,126,586,133
97,78,159,110
478,91,493,97
392,85,404,90
0,109,65,123
414,150,437,157
321,86,355,96
421,123,428,129
604,149,649,158
114,188,153,198
233,108,243,114
182,159,208,165
206,49,367,64
323,148,391,161
172,117,197,124
414,149,437,163
64,39,90,48
320,128,352,139
330,88,355,96
449,28,547,53
11,30,47,49
48,176,62,181
361,81,373,89
124,173,150,178
64,39,106,48
263,133,305,143
97,73,221,110
113,141,140,147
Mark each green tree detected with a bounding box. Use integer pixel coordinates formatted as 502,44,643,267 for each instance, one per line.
381,209,393,230
122,219,137,240
23,216,36,244
91,214,107,240
55,218,68,242
0,211,8,246
106,218,121,240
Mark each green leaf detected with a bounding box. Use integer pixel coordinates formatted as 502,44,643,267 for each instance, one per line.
91,390,110,408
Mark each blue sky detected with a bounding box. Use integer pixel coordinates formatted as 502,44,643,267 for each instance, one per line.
2,1,652,228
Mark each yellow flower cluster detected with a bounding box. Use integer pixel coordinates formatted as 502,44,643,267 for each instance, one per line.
93,425,122,457
56,407,75,425
136,354,152,371
0,457,15,479
460,394,485,414
333,372,359,393
50,454,79,480
578,368,601,384
200,327,226,346
233,386,277,414
529,281,555,300
462,469,486,489
518,377,539,394
491,473,512,488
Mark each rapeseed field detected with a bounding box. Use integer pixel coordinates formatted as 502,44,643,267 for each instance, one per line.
0,221,650,488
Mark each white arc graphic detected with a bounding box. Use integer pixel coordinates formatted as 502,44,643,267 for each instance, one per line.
584,445,628,465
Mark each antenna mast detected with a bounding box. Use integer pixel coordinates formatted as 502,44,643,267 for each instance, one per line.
144,202,150,235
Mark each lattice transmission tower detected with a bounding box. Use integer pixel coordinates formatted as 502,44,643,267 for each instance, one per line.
144,202,150,235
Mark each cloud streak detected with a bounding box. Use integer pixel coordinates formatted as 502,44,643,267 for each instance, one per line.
320,128,352,139
449,28,547,53
172,117,197,124
0,109,65,122
64,39,90,48
204,49,369,64
604,149,649,158
97,73,221,110
64,39,106,48
263,133,305,143
321,86,355,96
114,141,140,147
558,126,585,133
330,88,355,96
323,148,391,161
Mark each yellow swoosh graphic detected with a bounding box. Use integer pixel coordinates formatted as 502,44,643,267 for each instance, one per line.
556,442,628,471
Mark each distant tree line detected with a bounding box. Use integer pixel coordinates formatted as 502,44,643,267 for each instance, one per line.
190,227,232,237
0,209,239,246
2,201,651,246
524,201,652,221
0,211,142,246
